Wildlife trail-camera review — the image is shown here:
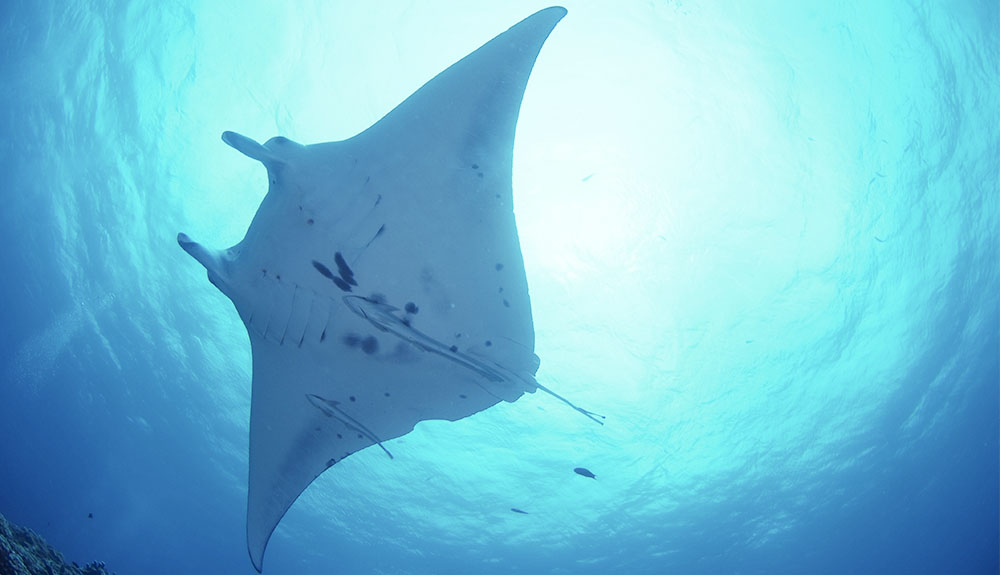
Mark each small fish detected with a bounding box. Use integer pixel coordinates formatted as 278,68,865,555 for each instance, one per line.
574,467,596,479
510,508,529,514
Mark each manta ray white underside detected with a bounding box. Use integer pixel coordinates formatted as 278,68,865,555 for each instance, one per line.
178,6,600,571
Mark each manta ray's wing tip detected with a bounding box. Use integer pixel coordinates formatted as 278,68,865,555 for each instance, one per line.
532,6,567,24
249,544,264,573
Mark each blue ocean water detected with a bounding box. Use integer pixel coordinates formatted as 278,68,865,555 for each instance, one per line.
1,1,997,574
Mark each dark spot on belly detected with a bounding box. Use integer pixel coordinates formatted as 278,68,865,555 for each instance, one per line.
337,433,342,439
307,218,314,225
349,396,356,402
485,340,492,347
477,172,484,178
405,302,418,314
361,336,379,355
343,333,361,347
498,287,504,293
495,263,503,271
419,268,435,286
384,392,390,397
275,274,281,280
459,394,467,399
472,163,479,169
449,345,458,353
503,299,510,308
357,434,363,439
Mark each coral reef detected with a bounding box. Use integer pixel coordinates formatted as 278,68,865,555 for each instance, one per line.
0,512,112,575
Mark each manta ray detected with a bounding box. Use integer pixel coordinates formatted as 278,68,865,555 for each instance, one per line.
178,6,599,571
